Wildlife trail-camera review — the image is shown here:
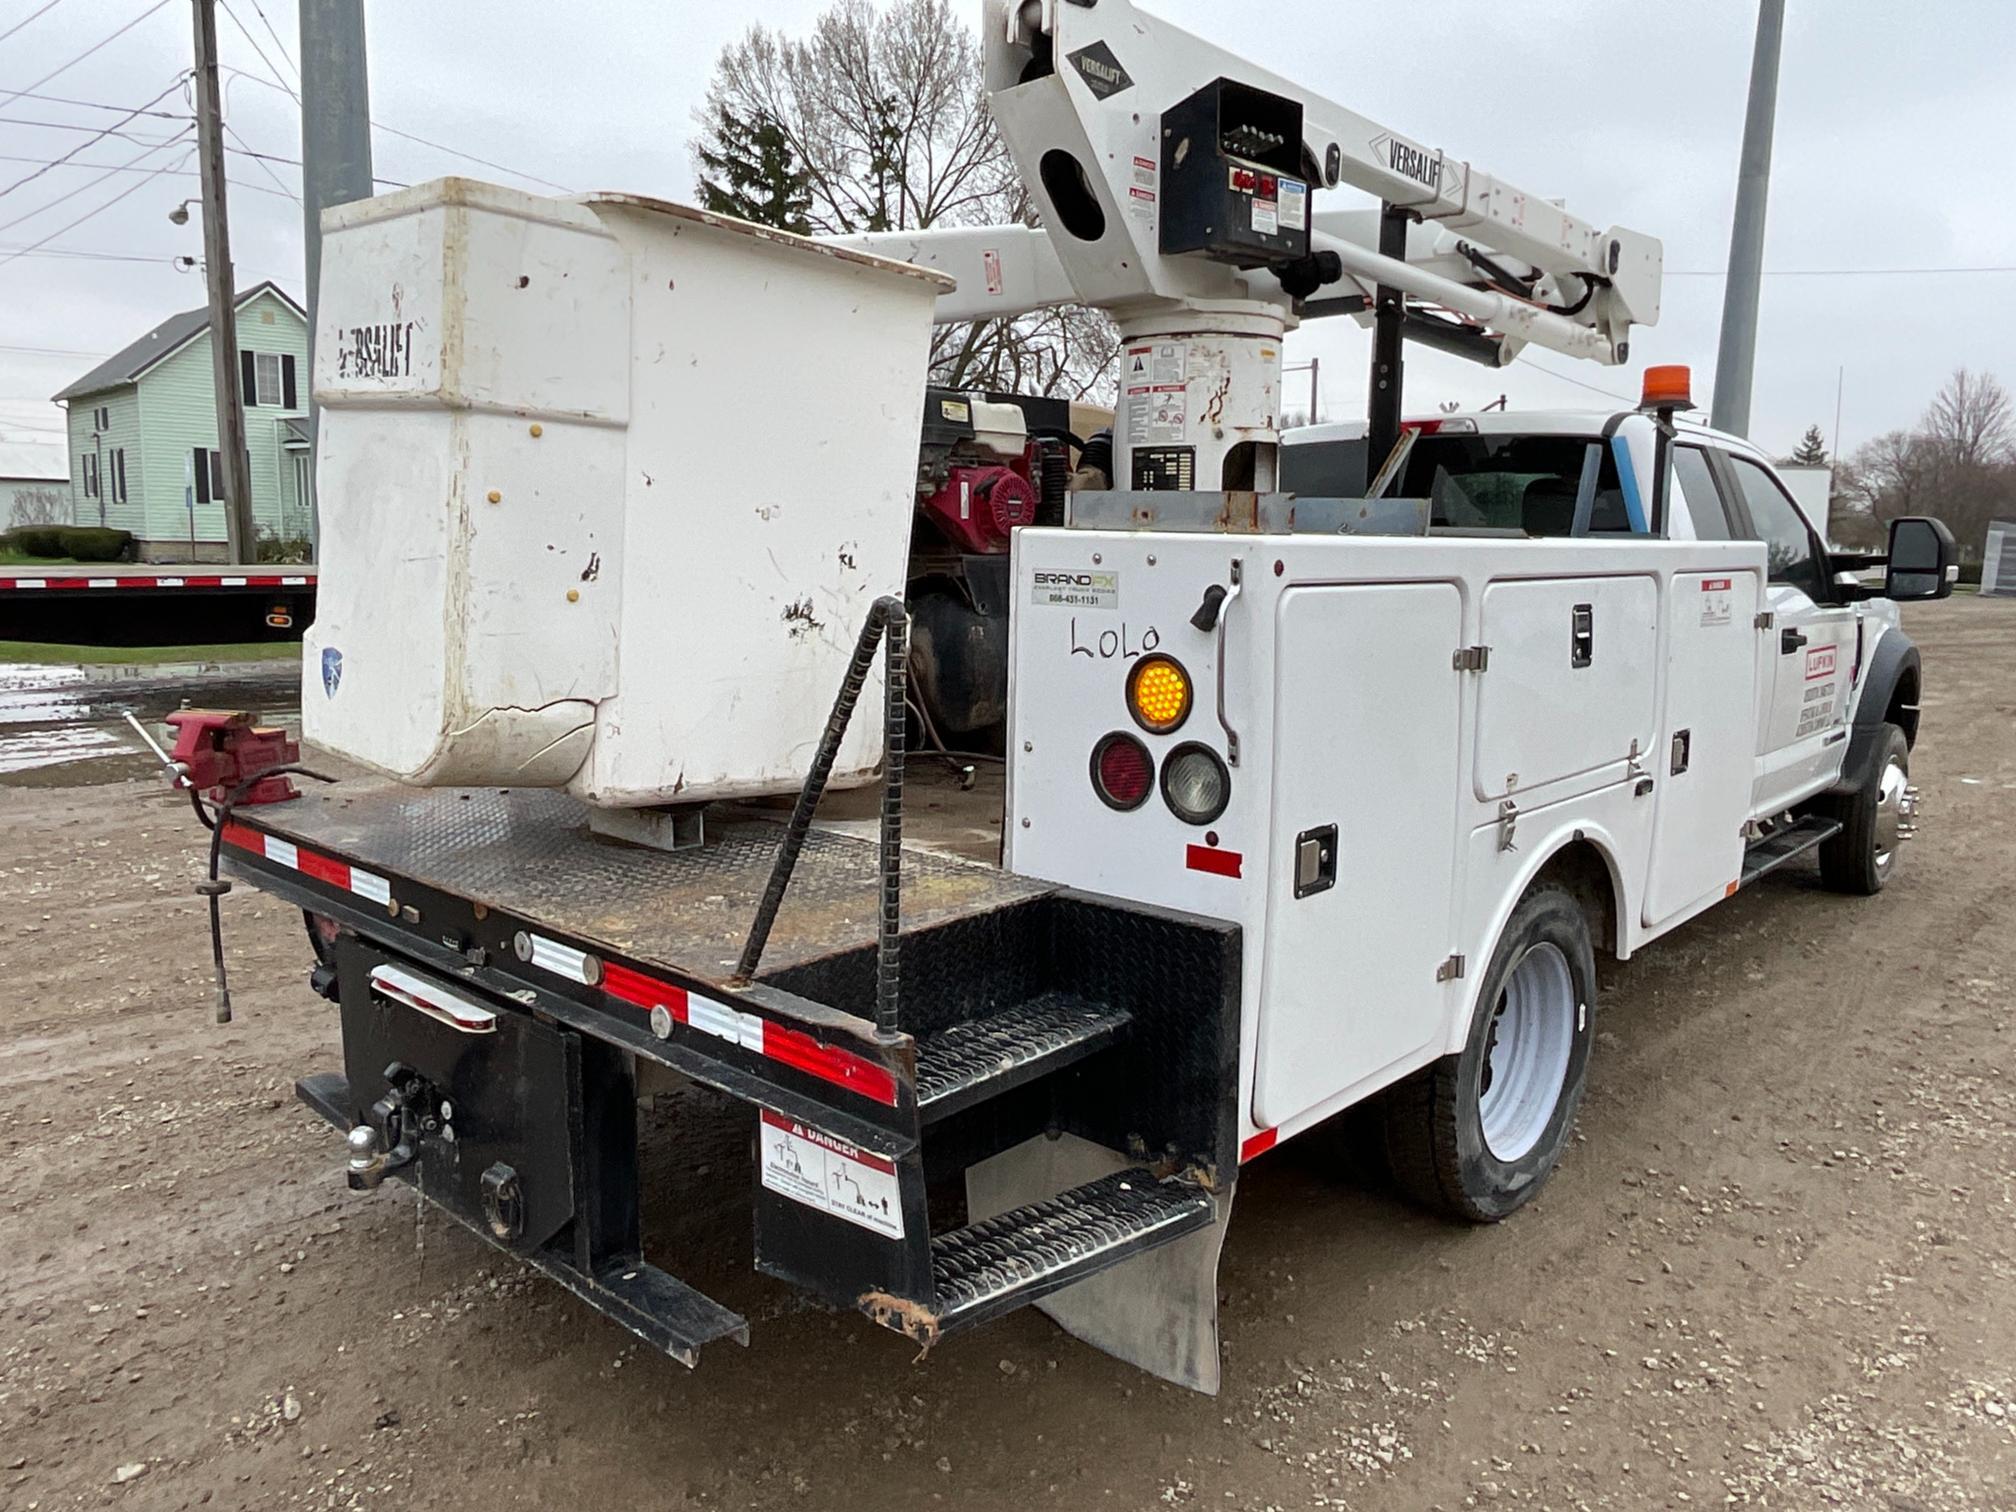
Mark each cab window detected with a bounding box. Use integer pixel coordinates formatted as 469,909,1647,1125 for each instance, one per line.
1279,438,1369,498
1725,456,1830,600
1670,445,1736,541
1394,435,1635,536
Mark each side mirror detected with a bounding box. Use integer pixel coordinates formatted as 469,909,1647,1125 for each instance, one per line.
1885,516,1956,602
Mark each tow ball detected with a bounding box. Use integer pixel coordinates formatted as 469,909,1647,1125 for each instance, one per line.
345,1062,447,1191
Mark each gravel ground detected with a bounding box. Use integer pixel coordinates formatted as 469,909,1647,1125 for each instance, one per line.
2,597,2012,1511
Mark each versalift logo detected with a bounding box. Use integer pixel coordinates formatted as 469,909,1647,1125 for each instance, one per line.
1372,134,1441,193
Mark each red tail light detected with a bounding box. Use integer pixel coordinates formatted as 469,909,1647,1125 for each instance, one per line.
1091,732,1153,811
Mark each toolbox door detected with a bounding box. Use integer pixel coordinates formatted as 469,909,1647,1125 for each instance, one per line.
1252,582,1464,1128
1643,569,1762,927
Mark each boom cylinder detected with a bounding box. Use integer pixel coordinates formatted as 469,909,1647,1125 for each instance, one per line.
1111,303,1287,494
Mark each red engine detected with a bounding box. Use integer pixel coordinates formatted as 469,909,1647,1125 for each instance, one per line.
919,456,1041,554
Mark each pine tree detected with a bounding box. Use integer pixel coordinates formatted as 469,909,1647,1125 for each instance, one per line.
1790,425,1829,466
695,105,813,235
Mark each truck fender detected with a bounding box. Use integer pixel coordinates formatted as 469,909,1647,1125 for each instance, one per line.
1828,625,1921,798
1442,819,1631,1059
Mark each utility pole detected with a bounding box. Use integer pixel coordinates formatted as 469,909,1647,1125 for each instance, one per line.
190,0,257,561
299,0,373,555
1710,0,1786,438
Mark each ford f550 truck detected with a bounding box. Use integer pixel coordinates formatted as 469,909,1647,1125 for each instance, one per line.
162,0,1957,1394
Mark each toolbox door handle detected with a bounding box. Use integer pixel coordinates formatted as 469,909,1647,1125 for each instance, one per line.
369,964,498,1034
1214,559,1243,767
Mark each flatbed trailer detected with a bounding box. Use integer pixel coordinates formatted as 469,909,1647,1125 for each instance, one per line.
0,564,316,644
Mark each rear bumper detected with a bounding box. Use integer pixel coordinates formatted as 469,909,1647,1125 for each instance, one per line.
222,803,1240,1369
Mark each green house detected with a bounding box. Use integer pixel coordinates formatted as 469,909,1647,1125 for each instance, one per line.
53,282,312,562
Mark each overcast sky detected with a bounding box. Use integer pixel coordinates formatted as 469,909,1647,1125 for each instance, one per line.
3,0,2013,468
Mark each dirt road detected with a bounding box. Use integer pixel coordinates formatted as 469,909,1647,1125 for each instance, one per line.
4,598,2013,1511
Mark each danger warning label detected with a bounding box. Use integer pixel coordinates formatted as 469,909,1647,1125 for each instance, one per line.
1699,577,1733,628
759,1110,904,1240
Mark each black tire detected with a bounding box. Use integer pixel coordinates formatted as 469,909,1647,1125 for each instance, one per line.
1381,883,1596,1223
1817,723,1911,896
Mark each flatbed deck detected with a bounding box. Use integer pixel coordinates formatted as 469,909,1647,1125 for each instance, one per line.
0,564,317,594
234,777,1043,982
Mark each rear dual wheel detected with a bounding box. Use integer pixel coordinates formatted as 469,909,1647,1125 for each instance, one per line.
1382,883,1596,1222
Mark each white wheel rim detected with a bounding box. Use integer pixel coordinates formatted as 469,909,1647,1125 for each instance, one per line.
1478,942,1577,1162
1872,757,1911,878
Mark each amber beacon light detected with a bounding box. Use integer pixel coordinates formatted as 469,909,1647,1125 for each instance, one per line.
1640,364,1695,412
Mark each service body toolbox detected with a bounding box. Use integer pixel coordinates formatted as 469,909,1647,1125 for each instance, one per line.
225,784,1238,1364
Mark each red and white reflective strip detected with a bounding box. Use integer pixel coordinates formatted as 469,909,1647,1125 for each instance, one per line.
599,955,899,1107
221,822,392,906
0,573,312,591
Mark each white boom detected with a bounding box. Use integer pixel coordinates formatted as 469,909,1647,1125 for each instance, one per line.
834,0,1663,492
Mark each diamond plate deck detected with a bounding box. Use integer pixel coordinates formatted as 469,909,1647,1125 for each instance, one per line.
244,782,1052,983
931,1169,1215,1330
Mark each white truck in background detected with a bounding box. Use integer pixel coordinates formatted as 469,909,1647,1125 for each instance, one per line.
169,0,1961,1397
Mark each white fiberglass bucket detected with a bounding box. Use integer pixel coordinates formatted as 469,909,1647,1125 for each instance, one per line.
303,178,950,806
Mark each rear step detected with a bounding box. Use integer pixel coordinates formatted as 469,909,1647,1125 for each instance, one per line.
914,992,1131,1123
931,1168,1214,1333
1741,814,1843,886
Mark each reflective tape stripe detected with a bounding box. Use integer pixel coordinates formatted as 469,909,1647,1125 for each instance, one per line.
349,868,391,905
525,933,595,984
264,837,299,869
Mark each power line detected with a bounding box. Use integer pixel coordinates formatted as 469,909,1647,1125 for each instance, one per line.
0,343,111,358
1666,265,2016,278
0,126,189,234
4,89,184,120
1518,357,1636,405
0,0,174,109
224,67,572,195
218,0,298,102
0,143,195,268
0,115,188,139
245,0,299,82
0,0,69,48
218,108,302,201
0,245,180,263
0,78,189,202
0,152,304,202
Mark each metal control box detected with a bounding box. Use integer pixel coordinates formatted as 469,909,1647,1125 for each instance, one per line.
1158,78,1310,268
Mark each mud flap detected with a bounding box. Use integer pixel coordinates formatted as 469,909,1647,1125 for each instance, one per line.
965,1133,1233,1394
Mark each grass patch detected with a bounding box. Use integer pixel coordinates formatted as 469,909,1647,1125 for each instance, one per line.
0,640,295,666
0,551,78,566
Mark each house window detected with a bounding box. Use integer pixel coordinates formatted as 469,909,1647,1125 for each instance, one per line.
111,448,128,505
240,350,298,408
191,447,225,503
82,453,99,498
93,405,109,432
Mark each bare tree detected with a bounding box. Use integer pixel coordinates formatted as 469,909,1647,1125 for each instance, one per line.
693,0,1116,401
1922,368,2013,468
6,483,69,529
1834,370,2016,559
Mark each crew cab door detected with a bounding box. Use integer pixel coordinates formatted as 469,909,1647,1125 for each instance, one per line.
1714,452,1857,815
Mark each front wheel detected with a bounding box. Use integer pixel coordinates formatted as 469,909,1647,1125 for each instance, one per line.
1818,723,1914,896
1381,883,1596,1223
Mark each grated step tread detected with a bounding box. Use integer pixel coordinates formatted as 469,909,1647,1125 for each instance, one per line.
1741,815,1843,885
932,1168,1213,1330
914,993,1130,1121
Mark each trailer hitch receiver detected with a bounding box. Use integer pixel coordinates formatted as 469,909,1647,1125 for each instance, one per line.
346,1061,437,1190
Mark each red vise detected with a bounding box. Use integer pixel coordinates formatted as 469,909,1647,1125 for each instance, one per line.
165,709,301,805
